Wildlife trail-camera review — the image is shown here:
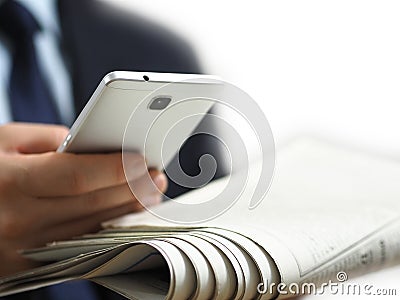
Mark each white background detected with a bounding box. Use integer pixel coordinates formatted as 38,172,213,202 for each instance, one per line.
106,0,400,159
105,0,400,296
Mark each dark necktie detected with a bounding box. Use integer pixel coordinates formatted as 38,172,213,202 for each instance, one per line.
0,0,61,124
0,2,100,299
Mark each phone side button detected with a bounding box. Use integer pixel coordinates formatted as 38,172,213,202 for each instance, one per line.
63,134,72,148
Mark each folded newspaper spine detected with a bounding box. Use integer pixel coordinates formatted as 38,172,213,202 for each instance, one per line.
0,226,281,300
1,219,400,299
1,138,400,299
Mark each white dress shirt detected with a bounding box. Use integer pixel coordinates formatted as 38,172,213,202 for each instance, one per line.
0,0,74,125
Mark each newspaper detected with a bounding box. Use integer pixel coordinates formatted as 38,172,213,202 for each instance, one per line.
1,138,399,299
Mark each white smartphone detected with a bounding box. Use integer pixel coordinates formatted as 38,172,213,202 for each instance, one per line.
58,71,219,169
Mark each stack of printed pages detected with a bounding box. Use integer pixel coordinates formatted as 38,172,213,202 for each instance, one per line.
1,138,400,299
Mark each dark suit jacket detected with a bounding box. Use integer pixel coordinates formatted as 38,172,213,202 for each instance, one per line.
3,1,225,299
57,0,201,115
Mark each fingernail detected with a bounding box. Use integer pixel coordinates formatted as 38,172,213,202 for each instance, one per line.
153,173,167,192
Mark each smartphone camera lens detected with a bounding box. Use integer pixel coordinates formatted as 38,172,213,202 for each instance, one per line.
149,97,171,110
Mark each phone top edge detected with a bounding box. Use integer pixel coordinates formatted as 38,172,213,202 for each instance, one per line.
103,71,220,86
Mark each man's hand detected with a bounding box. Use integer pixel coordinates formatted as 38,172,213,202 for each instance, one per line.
0,123,167,276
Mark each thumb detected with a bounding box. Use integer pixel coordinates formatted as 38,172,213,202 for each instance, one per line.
0,122,69,154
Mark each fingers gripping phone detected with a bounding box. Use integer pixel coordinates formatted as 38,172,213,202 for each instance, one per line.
58,71,218,170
